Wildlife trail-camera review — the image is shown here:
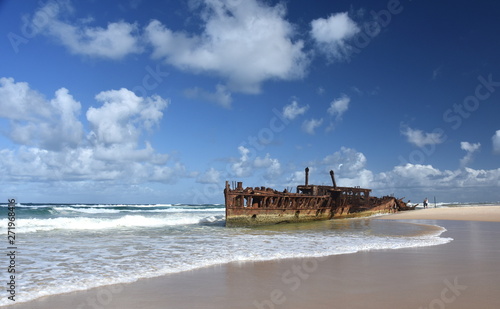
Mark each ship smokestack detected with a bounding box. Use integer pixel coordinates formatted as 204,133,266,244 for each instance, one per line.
305,167,309,186
330,170,337,189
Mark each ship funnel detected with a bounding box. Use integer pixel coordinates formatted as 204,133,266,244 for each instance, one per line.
305,167,309,186
330,170,337,189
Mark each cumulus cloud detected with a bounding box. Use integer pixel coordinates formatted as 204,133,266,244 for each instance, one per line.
321,147,368,178
254,153,282,180
87,88,168,146
30,0,142,59
302,118,323,135
460,142,480,167
283,100,309,120
229,146,282,180
383,163,443,188
0,77,83,150
196,167,222,184
145,0,308,94
460,142,481,153
85,89,170,166
327,94,350,119
493,130,500,154
285,169,307,187
401,127,445,148
310,12,360,61
0,77,181,184
230,146,252,177
0,77,51,120
377,164,500,197
326,94,350,131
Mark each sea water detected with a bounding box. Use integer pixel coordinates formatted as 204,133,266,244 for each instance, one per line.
0,203,452,306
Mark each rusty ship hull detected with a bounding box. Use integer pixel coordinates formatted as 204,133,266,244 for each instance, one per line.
224,169,413,227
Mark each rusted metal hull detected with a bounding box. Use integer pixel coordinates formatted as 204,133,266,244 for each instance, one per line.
224,169,413,227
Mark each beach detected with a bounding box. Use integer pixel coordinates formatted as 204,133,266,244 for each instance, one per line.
5,205,500,309
379,205,500,222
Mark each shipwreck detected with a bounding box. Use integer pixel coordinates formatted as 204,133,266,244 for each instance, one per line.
224,168,414,227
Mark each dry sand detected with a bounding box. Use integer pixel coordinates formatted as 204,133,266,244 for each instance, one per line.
5,206,500,309
380,205,500,222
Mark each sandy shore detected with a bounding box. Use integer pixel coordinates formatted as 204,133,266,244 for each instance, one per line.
380,205,500,222
5,206,500,309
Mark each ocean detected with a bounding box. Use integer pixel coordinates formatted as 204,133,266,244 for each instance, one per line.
0,202,453,306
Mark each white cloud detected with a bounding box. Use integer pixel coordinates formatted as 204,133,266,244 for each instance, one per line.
31,1,142,59
401,127,445,148
377,164,500,196
285,169,307,187
327,94,350,119
150,162,187,183
230,146,252,177
0,77,51,120
229,146,282,180
460,141,481,153
0,77,83,150
321,147,367,178
311,13,359,43
145,0,308,94
87,88,168,146
460,141,480,167
387,163,443,187
493,130,500,154
184,84,232,108
302,118,323,135
196,167,221,184
459,167,500,188
254,153,282,180
0,78,181,184
283,100,309,120
310,12,360,61
325,94,351,132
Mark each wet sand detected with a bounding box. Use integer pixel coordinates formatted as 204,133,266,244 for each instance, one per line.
6,206,500,309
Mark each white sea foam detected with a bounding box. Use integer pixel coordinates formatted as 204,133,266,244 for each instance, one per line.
52,207,122,214
67,203,176,208
15,215,210,233
199,215,226,224
50,206,224,214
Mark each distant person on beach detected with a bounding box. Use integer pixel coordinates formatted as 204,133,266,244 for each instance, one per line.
423,198,428,209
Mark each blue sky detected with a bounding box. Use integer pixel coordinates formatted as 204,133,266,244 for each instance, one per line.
1,0,499,204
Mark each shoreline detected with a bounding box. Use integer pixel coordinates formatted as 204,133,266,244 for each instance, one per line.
4,206,500,308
